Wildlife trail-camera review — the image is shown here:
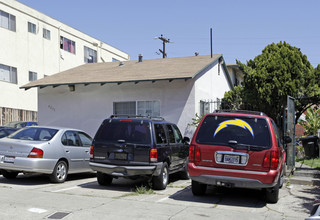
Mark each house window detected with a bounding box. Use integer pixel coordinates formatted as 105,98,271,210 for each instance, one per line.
29,71,37,81
113,101,160,117
84,46,97,63
137,101,160,117
0,10,16,31
60,36,76,54
113,102,136,115
28,22,36,34
0,64,17,84
43,28,51,40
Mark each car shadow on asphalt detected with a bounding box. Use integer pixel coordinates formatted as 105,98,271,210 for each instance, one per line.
169,185,267,208
78,172,185,193
0,172,97,186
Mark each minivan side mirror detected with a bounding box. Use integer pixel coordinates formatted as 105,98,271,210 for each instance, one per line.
284,136,292,144
183,136,190,144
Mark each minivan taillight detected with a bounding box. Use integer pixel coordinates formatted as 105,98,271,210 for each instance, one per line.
150,149,158,162
263,151,279,170
28,147,43,158
90,145,94,159
189,145,201,163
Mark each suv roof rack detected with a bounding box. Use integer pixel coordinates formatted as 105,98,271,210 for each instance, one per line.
110,115,165,121
213,109,267,116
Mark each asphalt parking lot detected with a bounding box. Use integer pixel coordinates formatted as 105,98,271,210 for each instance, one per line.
0,173,318,220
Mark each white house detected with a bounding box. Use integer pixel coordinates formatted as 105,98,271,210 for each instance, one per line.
21,55,234,137
0,0,129,125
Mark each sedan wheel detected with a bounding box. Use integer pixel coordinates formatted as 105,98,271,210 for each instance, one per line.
50,161,68,183
2,170,19,179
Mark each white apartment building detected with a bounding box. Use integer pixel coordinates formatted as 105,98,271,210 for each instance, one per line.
0,0,130,125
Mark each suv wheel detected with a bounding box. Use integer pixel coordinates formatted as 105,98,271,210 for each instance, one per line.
191,180,207,196
97,172,113,186
179,159,189,180
265,179,280,203
152,162,168,190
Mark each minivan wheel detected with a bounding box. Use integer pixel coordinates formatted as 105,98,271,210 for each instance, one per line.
191,180,207,196
50,160,68,183
152,162,169,190
2,170,19,179
265,179,280,203
97,172,113,186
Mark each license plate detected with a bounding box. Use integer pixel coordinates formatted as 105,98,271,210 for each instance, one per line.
114,153,127,160
2,156,15,163
223,155,239,164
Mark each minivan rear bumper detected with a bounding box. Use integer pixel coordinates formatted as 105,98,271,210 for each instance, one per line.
188,163,279,189
90,162,163,177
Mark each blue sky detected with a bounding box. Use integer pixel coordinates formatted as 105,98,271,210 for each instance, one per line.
18,0,320,67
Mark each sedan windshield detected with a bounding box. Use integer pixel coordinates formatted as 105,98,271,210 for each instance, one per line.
9,127,58,141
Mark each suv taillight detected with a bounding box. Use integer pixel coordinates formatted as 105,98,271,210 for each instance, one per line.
150,149,158,162
90,145,94,159
263,151,279,169
28,147,43,158
189,145,201,162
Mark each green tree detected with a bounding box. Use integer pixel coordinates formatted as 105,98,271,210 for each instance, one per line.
299,107,320,136
222,41,320,124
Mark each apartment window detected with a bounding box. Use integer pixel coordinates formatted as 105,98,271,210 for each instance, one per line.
60,36,76,54
84,46,97,63
29,71,37,81
43,28,51,40
0,10,16,31
113,101,160,117
28,22,36,34
0,64,17,84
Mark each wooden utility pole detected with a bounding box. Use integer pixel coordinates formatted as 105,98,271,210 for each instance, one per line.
156,35,171,58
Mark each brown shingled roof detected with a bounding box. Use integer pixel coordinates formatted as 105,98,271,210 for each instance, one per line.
21,54,225,90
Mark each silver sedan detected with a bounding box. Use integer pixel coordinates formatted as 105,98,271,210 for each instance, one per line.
0,126,93,183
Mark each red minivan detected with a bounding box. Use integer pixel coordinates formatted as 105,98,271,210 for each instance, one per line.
188,110,291,203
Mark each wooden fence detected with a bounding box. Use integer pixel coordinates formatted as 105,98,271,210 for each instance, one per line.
0,107,37,126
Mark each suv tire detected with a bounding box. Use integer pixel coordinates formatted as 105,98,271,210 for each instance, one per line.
152,162,168,190
191,180,207,196
265,179,280,203
97,172,113,186
179,159,189,180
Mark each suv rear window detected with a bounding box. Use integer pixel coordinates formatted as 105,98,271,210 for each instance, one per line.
196,115,271,148
94,120,151,144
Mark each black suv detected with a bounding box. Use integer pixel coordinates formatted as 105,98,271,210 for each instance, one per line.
89,115,190,190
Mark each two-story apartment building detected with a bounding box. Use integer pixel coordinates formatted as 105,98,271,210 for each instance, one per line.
0,0,129,125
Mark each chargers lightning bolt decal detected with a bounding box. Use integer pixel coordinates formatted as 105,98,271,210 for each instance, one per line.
214,119,254,137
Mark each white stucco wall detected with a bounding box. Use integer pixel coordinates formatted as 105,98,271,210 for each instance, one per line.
194,59,232,113
0,0,129,112
38,80,196,138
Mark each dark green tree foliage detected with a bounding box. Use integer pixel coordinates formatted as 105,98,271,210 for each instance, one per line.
222,41,320,124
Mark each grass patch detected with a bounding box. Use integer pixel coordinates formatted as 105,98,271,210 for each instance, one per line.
296,158,320,170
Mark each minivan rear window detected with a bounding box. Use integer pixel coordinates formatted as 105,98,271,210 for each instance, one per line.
94,120,151,144
196,115,271,147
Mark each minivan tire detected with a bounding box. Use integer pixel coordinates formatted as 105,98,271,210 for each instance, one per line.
152,162,168,190
97,172,113,186
191,180,207,196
